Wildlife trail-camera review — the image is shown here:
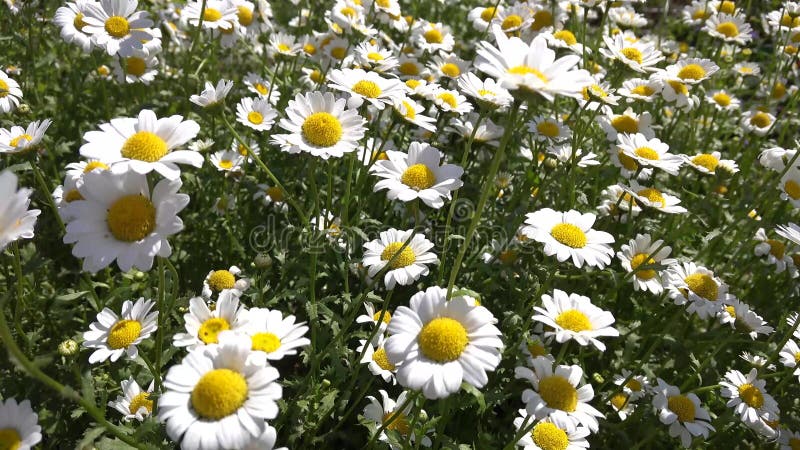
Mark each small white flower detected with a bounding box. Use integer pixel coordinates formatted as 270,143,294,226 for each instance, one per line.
236,97,277,131
363,390,431,448
190,79,234,108
173,291,249,350
532,289,619,352
652,379,714,448
245,307,310,362
109,377,154,421
0,398,42,450
664,261,735,319
616,132,684,175
521,208,615,269
362,228,438,290
82,297,158,363
202,266,251,298
720,369,779,427
617,233,675,294
0,171,40,251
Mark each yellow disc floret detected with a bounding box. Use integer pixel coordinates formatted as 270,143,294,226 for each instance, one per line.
128,392,154,415
107,194,156,242
104,16,130,38
191,369,248,420
611,115,639,133
121,131,168,162
667,395,696,422
351,80,382,98
630,253,656,279
251,332,281,353
418,317,468,362
637,188,666,207
0,428,22,450
691,154,719,172
677,64,706,80
380,242,416,269
634,146,659,160
371,347,396,371
531,422,569,450
401,163,436,190
620,47,643,64
555,309,592,332
247,111,264,125
738,383,764,408
207,270,236,291
108,319,142,349
198,317,230,344
301,112,343,147
538,375,578,412
550,223,587,249
203,8,222,21
716,22,739,38
684,273,718,301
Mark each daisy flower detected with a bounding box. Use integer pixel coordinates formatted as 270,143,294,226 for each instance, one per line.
623,181,687,214
468,4,503,30
428,54,469,80
780,429,800,450
413,20,455,53
112,50,158,85
778,339,800,380
528,115,571,142
617,234,675,294
0,71,22,114
272,91,366,159
370,142,464,209
754,228,792,272
707,89,740,111
0,171,40,251
189,79,234,108
384,286,503,399
362,228,438,289
780,169,800,207
521,208,615,269
236,97,277,132
546,145,599,168
244,72,280,104
612,369,649,403
393,97,437,131
173,292,249,350
356,301,392,336
532,289,619,352
616,133,684,175
704,13,752,45
741,110,775,136
109,377,154,422
719,302,774,339
457,72,513,109
493,4,534,33
513,410,590,450
210,150,244,172
82,297,158,363
202,265,251,298
0,119,52,154
253,183,287,211
159,332,282,450
597,107,654,142
62,170,188,272
353,41,398,73
545,29,588,55
81,0,154,56
79,109,202,180
664,261,734,319
515,357,604,432
684,151,738,175
720,369,779,428
618,77,662,103
429,87,473,114
358,335,397,384
0,398,42,450
448,114,504,147
664,58,719,84
363,390,431,448
475,26,593,101
327,68,408,110
54,0,95,53
599,33,664,73
395,55,429,80
245,307,310,362
597,183,643,220
652,379,714,448
181,0,238,30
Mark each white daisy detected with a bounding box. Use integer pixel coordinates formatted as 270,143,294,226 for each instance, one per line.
236,97,277,132
210,150,244,172
754,228,792,272
253,183,287,211
513,410,591,450
780,429,800,450
173,291,249,350
202,265,251,298
447,113,504,147
515,356,604,432
363,390,431,448
597,107,654,142
272,91,366,159
528,115,571,142
356,301,392,336
112,50,158,85
599,33,664,73
778,339,800,380
706,90,740,111
597,183,643,220
327,68,408,110
616,133,684,175
413,20,455,53
181,0,238,31
0,119,52,154
243,72,281,104
652,379,714,448
617,234,675,294
704,13,752,45
664,261,735,319
532,289,619,352
457,72,513,109
109,377,154,421
0,171,40,251
384,286,503,399
623,181,687,214
0,398,42,450
664,58,719,84
719,302,774,339
353,41,398,73
245,307,310,362
362,228,438,289
521,208,615,269
741,110,775,136
546,144,599,168
428,54,469,80
270,31,302,57
82,297,158,363
684,151,738,175
159,332,282,450
79,109,202,180
81,0,154,56
392,97,437,132
358,335,397,384
189,79,234,108
62,170,188,273
618,77,662,102
370,142,463,209
54,0,95,53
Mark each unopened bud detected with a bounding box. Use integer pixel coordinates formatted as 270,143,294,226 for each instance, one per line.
58,339,79,356
254,253,272,269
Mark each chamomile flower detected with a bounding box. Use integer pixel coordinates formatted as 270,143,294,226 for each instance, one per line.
515,357,604,432
236,97,277,132
665,58,719,84
82,297,158,363
704,13,752,45
245,307,310,362
0,171,40,251
754,228,792,272
778,339,800,380
363,390,431,448
189,79,234,108
0,71,22,114
254,183,287,211
362,228,437,289
62,170,188,272
616,133,684,175
202,266,251,298
447,113,504,146
356,301,392,335
457,73,513,109
720,369,779,427
428,54,469,80
210,150,244,172
741,110,775,136
109,377,154,422
617,234,675,294
370,142,463,209
384,286,503,399
181,0,238,30
271,31,302,56
545,29,588,55
0,119,52,154
112,50,158,84
54,0,95,53
533,289,618,351
546,144,599,168
173,291,249,350
430,87,473,114
358,335,396,384
513,410,591,450
597,183,643,220
272,91,366,159
528,115,571,142
159,332,282,450
393,97,437,131
0,398,42,450
354,41,398,72
720,301,774,339
521,208,615,269
414,20,455,53
780,169,800,207
81,0,154,56
684,151,738,175
707,89,740,111
618,77,662,102
80,109,201,180
665,261,734,319
612,370,649,402
599,33,664,72
597,108,654,142
243,73,280,104
327,69,408,110
623,181,687,214
652,379,714,448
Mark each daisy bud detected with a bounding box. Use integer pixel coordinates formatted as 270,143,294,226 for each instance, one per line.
321,379,331,388
543,157,558,170
255,253,273,269
592,372,605,384
58,339,79,356
134,271,146,281
17,103,30,114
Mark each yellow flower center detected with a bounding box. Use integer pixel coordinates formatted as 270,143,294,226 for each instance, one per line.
303,43,316,54
668,80,689,95
440,63,461,77
218,160,234,170
372,311,391,323
527,341,546,357
637,188,666,207
203,8,222,22
398,62,419,76
794,352,800,363
711,92,731,107
247,111,264,125
198,317,230,344
555,309,592,332
766,239,786,259
531,422,569,450
684,273,718,301
634,146,659,160
719,1,736,14
406,79,421,89
618,151,638,170
610,392,630,411
330,46,346,60
125,57,146,77
380,242,416,269
266,186,284,202
107,319,142,349
477,89,496,97
73,12,87,30
401,101,416,119
691,154,719,172
0,428,21,450
631,85,654,96
631,253,657,279
507,65,548,82
626,379,643,391
692,8,710,20
773,82,787,99
583,84,607,100
371,347,396,370
620,47,643,64
531,10,553,30
207,270,236,291
790,438,800,450
480,6,497,21
106,194,156,242
668,395,696,422
538,375,578,412
128,392,153,415
309,69,324,83
716,22,739,38
418,317,468,363
611,115,639,133
784,180,800,200
191,369,248,420
550,223,587,248
340,6,357,17
536,121,560,138
382,412,411,435
553,30,577,45
251,332,281,353
104,16,130,38
423,28,443,44
84,161,109,172
501,14,523,30
677,64,706,80
236,5,253,25
65,189,84,202
401,163,436,190
750,112,772,128
352,80,382,98
301,112,343,147
9,134,32,148
437,92,458,108
121,131,168,162
253,83,269,95
366,51,384,61
737,383,764,408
